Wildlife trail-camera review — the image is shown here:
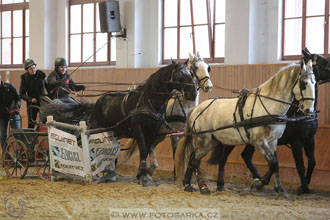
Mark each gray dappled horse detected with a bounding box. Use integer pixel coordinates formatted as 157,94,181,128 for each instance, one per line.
175,59,316,197
213,49,330,195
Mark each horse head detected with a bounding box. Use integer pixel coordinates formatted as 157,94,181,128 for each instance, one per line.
292,59,316,114
169,61,197,101
185,52,213,93
302,48,330,83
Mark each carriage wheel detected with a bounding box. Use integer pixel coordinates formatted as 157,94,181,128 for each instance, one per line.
3,140,29,178
35,137,50,180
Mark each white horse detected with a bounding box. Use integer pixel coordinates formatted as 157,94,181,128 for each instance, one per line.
121,52,213,176
175,59,316,197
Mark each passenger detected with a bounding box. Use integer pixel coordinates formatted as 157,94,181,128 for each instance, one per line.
0,74,21,150
20,59,47,128
47,57,85,104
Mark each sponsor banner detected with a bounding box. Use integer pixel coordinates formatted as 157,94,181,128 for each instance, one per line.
48,127,85,177
89,132,120,175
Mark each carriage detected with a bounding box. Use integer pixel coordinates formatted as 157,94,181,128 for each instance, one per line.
2,112,50,180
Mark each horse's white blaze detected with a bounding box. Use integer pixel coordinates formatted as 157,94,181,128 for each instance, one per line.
188,52,213,93
292,59,316,114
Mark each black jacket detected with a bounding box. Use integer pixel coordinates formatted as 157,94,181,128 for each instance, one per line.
0,82,21,119
47,70,84,99
20,70,47,105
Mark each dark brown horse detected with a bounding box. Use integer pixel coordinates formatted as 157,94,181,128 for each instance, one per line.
41,62,197,186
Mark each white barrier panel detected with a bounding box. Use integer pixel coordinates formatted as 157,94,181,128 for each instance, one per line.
89,132,120,176
46,116,120,183
48,127,85,177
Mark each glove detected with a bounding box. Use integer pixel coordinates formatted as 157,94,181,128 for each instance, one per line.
9,109,20,114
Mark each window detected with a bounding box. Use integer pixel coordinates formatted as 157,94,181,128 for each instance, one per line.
69,0,116,66
282,0,329,60
0,0,29,68
162,0,225,63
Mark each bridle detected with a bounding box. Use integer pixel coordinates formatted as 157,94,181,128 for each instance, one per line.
312,54,330,85
167,64,196,99
292,66,315,111
189,57,211,90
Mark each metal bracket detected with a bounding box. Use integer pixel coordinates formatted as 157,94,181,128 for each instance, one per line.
110,28,126,39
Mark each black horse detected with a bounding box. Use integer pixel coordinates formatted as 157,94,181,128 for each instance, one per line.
209,48,330,195
41,62,197,185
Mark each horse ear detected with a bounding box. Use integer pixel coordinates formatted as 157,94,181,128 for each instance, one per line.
196,51,200,57
302,48,313,59
171,59,177,64
301,59,307,72
189,52,194,61
184,58,189,66
307,59,313,68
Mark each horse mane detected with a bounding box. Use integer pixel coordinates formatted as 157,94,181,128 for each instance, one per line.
145,62,184,90
258,63,299,96
138,62,186,97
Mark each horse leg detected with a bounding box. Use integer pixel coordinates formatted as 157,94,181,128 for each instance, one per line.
148,147,158,176
133,126,152,186
291,141,311,195
241,145,263,190
183,152,197,192
217,145,235,191
241,145,261,179
304,137,316,186
257,141,288,198
271,151,288,197
195,158,211,195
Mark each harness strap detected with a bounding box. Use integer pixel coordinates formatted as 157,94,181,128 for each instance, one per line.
166,93,187,123
121,92,130,117
233,90,250,144
192,98,218,133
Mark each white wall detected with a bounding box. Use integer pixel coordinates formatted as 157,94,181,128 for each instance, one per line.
29,0,45,68
30,0,67,70
116,0,160,68
225,0,281,65
28,0,282,69
225,0,250,65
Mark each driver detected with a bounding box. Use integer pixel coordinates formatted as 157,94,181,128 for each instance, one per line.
47,57,85,104
20,59,47,128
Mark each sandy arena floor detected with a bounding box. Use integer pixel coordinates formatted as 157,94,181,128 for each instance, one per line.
0,165,329,220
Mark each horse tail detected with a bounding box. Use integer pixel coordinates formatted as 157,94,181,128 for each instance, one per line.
118,139,138,164
175,123,193,187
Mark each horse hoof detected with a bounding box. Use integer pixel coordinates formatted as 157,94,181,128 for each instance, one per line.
199,185,211,195
297,186,312,195
251,178,264,191
200,188,211,195
217,185,226,191
148,164,158,176
274,187,289,198
184,185,196,192
139,175,153,187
